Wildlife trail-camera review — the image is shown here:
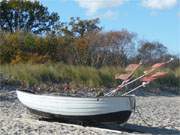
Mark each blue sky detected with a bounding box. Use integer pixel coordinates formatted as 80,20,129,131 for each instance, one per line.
39,0,180,55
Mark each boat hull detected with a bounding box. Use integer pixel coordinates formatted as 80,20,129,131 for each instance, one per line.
29,108,132,123
16,90,135,123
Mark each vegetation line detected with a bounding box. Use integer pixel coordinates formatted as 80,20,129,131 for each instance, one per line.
0,64,179,89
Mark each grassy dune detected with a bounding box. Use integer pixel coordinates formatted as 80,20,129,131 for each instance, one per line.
0,63,179,89
0,63,124,87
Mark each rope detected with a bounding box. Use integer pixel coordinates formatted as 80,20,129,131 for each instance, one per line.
135,105,152,127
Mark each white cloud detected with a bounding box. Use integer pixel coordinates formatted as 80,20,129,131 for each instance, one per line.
95,10,119,20
142,0,177,10
75,0,125,15
102,10,117,19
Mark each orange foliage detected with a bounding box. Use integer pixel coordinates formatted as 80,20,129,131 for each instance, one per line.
75,38,88,50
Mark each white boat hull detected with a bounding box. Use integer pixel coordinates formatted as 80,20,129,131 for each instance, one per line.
16,90,135,123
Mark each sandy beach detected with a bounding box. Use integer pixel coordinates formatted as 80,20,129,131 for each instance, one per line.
0,87,180,135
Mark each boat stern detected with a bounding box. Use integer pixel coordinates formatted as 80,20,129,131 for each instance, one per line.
128,95,136,112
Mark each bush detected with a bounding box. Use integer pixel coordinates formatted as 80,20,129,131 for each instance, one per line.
0,44,17,63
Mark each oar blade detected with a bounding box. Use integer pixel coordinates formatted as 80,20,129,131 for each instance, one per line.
115,64,141,80
141,71,168,83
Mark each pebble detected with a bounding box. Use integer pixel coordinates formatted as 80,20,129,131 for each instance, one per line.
0,88,180,135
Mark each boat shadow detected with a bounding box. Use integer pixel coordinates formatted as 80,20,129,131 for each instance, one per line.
98,123,180,134
39,117,180,134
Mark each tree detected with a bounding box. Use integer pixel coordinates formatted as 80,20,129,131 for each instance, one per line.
54,17,102,65
137,41,168,64
86,30,136,67
61,17,102,38
0,0,59,34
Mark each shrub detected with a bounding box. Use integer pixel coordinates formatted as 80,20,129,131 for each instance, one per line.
0,44,17,63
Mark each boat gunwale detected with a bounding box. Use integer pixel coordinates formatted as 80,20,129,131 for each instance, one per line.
16,90,135,99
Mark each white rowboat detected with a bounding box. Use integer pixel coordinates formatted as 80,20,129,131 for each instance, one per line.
16,90,135,123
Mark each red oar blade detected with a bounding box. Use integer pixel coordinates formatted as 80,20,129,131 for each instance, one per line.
115,63,141,80
141,71,168,83
151,71,168,78
152,63,166,69
147,58,174,69
141,76,156,82
144,62,169,74
144,63,166,73
125,64,141,72
115,73,131,80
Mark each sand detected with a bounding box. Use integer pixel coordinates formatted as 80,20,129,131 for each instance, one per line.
0,87,180,135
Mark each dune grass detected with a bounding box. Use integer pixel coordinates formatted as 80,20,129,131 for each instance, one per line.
0,63,179,88
0,63,124,87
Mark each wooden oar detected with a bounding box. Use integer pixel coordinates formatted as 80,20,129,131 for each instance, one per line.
105,58,174,96
122,71,168,96
105,63,141,96
122,82,148,96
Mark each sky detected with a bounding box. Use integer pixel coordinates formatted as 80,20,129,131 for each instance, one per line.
37,0,180,55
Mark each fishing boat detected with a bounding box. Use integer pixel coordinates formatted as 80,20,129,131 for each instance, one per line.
16,90,135,123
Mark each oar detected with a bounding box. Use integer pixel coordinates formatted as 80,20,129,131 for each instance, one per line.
105,58,174,96
122,82,148,96
122,71,168,96
105,62,142,96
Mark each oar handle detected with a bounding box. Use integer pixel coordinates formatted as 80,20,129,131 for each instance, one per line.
122,82,148,96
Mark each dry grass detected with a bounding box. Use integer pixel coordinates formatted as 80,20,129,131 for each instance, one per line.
0,63,179,88
0,63,124,87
